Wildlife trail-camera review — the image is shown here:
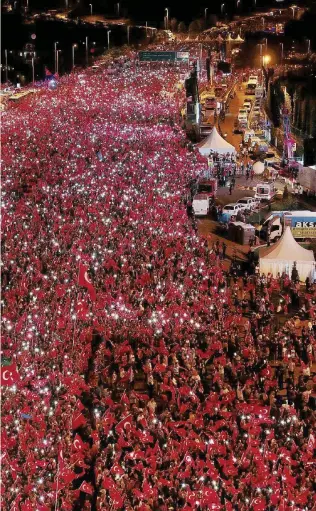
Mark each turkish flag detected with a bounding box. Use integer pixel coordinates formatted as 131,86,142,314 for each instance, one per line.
102,411,115,436
110,463,125,477
0,364,20,386
252,497,266,511
73,434,88,451
79,481,94,495
78,263,96,301
58,445,65,470
115,414,133,434
72,412,87,430
109,488,124,508
102,475,114,490
72,401,87,430
60,469,77,485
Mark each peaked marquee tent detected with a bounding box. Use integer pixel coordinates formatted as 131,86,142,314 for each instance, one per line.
198,126,236,156
259,226,315,281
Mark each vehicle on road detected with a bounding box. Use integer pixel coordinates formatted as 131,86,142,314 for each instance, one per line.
192,194,212,216
255,86,264,98
258,211,316,241
221,203,246,222
238,108,248,122
246,77,257,95
243,100,252,112
237,197,261,211
254,182,276,201
192,178,217,216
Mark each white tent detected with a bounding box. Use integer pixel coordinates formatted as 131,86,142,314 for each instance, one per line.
198,126,236,156
259,227,315,281
253,161,265,175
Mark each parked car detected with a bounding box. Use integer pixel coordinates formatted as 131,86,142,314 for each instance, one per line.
237,197,260,212
238,108,248,122
222,203,243,214
243,100,252,112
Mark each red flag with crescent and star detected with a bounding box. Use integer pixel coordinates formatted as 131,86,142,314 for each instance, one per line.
0,363,20,386
78,263,96,301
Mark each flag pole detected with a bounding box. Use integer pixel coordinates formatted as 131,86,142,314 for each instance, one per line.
72,264,81,354
54,460,60,511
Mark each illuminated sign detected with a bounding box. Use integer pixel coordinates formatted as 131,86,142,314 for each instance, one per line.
139,51,189,62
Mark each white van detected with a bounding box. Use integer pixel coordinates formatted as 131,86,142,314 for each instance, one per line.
255,182,276,201
192,194,211,216
238,108,248,122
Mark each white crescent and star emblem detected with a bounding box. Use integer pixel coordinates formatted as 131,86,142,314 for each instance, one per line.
74,439,81,449
3,370,11,381
84,272,92,284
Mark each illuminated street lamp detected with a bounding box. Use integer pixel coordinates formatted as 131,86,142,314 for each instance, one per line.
289,5,297,19
31,56,35,84
280,42,284,63
56,49,61,75
221,3,225,14
236,0,241,8
127,25,130,45
165,7,169,29
5,49,8,83
307,39,311,54
116,2,120,16
72,43,77,70
107,30,111,50
89,3,93,15
85,36,89,66
205,7,208,21
264,37,268,52
54,42,59,74
263,55,271,67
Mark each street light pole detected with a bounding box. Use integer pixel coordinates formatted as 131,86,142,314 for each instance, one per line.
261,17,265,30
290,6,297,19
205,8,208,22
89,3,92,15
107,30,111,51
85,36,88,66
32,56,35,84
165,8,169,30
127,26,130,45
56,50,60,75
54,42,58,74
307,39,311,54
145,21,148,37
72,44,77,70
117,2,120,16
221,3,225,14
280,42,284,63
5,49,8,83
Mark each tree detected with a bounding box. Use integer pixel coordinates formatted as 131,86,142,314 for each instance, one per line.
178,21,187,33
188,20,201,33
170,18,178,32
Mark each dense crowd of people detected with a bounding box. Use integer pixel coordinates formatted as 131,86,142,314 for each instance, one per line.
1,47,316,511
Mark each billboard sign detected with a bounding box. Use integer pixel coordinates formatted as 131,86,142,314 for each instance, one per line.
139,51,189,62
